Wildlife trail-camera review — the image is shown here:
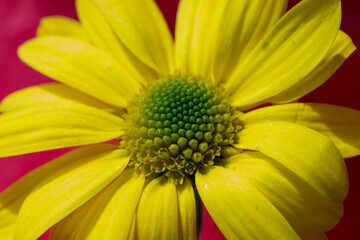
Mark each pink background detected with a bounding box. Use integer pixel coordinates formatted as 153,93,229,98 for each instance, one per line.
0,0,359,239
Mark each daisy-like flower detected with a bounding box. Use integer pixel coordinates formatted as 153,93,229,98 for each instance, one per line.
1,0,359,239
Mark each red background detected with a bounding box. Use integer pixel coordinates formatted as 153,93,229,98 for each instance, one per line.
0,0,359,239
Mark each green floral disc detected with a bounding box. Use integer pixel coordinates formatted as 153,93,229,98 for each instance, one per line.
122,76,242,185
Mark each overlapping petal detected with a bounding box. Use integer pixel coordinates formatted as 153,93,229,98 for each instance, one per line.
50,167,145,240
14,146,129,240
0,83,113,112
235,121,348,203
0,145,118,240
224,152,343,232
196,166,300,239
177,177,196,240
136,176,178,240
270,31,356,103
88,0,174,75
36,16,87,41
18,37,143,108
239,103,360,158
175,0,286,83
0,144,120,240
1,0,355,239
0,102,125,157
226,0,341,108
75,0,157,84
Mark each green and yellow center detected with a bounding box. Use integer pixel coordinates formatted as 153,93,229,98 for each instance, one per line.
122,76,242,184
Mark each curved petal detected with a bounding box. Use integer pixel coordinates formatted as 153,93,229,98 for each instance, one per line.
18,37,143,108
195,166,300,240
50,167,145,240
0,102,124,158
235,121,348,203
226,0,341,108
0,83,114,112
14,145,128,240
136,176,178,240
175,0,286,82
36,16,87,41
270,31,356,103
240,103,360,158
127,217,136,240
224,152,343,232
90,0,174,75
177,177,196,240
76,0,157,84
0,144,116,240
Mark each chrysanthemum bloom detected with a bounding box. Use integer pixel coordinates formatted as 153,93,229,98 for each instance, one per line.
1,0,359,239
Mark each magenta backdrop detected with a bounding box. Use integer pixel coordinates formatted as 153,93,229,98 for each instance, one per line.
0,0,359,239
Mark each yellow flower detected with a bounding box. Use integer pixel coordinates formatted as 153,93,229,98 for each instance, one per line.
0,0,359,239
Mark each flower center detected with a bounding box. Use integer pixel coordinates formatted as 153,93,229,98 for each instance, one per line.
122,76,241,184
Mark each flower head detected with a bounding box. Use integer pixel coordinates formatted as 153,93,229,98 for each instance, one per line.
0,0,359,239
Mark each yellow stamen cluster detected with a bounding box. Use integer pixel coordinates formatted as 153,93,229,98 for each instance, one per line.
122,76,241,184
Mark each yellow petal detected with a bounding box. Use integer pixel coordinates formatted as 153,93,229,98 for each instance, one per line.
50,167,145,240
75,0,157,84
0,225,14,240
212,0,287,84
177,177,196,240
36,16,87,41
14,147,129,240
127,217,136,240
270,31,356,103
88,0,174,75
175,0,286,82
0,83,113,112
136,176,178,240
224,152,343,232
0,144,117,240
18,37,142,108
0,102,124,157
196,166,300,239
235,121,348,203
240,103,360,158
226,0,341,108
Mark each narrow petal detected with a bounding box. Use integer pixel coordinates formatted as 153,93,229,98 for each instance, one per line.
224,152,343,232
212,0,287,84
50,168,145,240
196,166,300,239
235,122,348,203
127,217,136,240
0,145,115,240
0,83,113,112
36,16,87,40
0,102,124,157
136,176,178,240
14,147,129,240
270,31,356,103
76,0,157,84
175,0,286,82
226,0,341,108
0,145,117,239
177,177,196,240
240,103,360,158
90,0,174,75
18,37,142,108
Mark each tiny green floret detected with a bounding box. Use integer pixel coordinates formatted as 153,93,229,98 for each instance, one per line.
122,76,242,185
